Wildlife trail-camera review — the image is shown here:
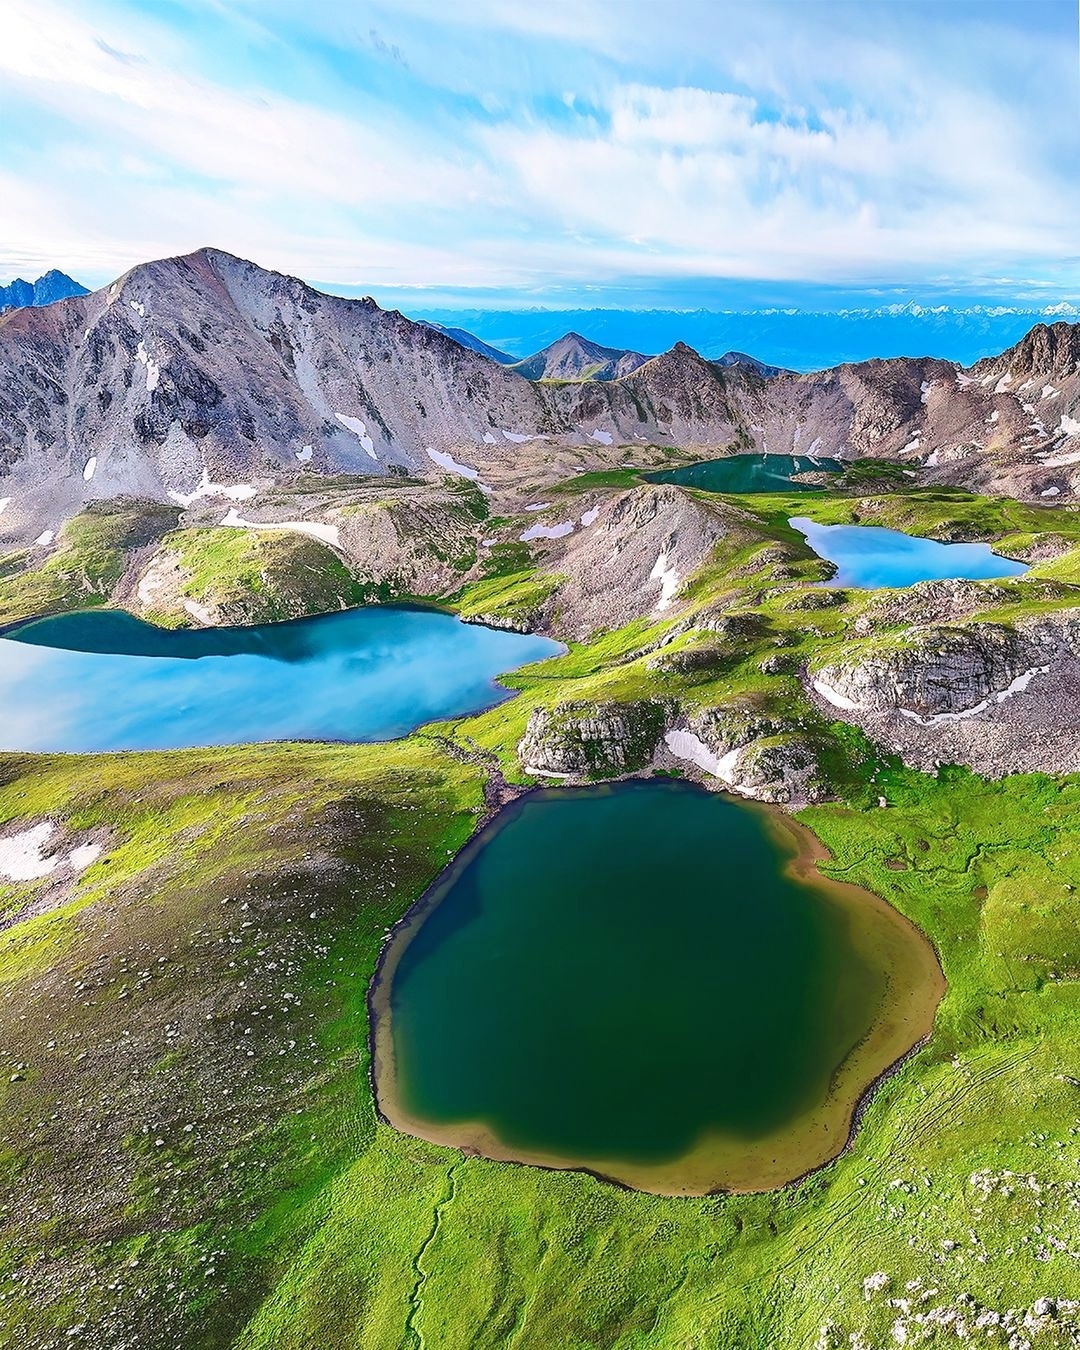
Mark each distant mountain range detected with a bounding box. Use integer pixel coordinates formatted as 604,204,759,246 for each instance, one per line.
423,324,786,382
0,269,88,313
402,304,1079,374
0,247,1078,548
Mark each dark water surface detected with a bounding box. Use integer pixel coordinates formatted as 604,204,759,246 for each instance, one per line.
0,607,561,752
375,781,942,1194
647,453,843,494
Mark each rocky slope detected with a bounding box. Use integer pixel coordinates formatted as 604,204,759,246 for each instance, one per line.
0,247,1078,552
807,605,1080,776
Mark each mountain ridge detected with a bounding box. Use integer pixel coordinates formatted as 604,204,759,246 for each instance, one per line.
0,268,88,313
0,246,1077,547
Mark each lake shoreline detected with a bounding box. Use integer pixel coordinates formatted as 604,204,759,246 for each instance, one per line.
367,775,946,1198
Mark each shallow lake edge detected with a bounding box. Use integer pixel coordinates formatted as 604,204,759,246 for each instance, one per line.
367,775,947,1198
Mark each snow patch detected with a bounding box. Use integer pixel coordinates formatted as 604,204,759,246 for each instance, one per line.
501,430,543,444
1038,449,1080,468
812,678,863,711
920,381,932,404
520,520,575,542
1042,385,1057,400
183,599,214,625
482,432,496,445
806,437,823,457
1041,486,1061,497
1060,414,1080,439
993,371,1014,394
664,729,741,783
589,429,614,445
0,823,58,881
649,551,680,610
135,341,160,393
296,445,313,463
67,843,101,871
955,372,976,388
987,410,1000,424
580,505,601,527
901,437,920,455
0,497,10,515
83,456,97,482
220,508,341,549
925,448,940,467
168,470,257,508
34,530,55,547
334,413,376,459
524,502,552,512
425,446,492,494
128,299,145,318
900,666,1050,726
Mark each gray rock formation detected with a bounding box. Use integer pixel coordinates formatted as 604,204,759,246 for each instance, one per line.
518,700,673,777
663,705,828,804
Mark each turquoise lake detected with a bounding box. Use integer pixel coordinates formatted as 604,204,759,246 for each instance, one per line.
789,516,1029,588
647,453,843,494
0,607,561,752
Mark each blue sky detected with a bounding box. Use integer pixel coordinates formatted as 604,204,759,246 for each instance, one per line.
0,0,1077,308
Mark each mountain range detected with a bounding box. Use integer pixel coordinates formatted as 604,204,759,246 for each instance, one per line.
0,269,88,314
0,246,1078,546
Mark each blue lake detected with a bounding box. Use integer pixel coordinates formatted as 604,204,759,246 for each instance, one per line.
0,607,561,753
789,516,1029,589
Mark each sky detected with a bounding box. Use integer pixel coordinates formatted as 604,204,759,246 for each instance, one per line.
0,0,1077,310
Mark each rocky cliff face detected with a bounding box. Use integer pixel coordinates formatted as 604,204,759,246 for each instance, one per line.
663,706,828,804
518,700,673,777
811,614,1080,722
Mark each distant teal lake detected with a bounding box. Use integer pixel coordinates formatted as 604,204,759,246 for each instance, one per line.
374,780,943,1195
647,453,842,494
0,608,561,752
790,516,1029,589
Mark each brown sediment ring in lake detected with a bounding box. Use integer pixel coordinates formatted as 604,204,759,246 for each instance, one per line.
367,787,946,1198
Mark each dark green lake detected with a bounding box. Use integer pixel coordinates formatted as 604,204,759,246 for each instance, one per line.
373,780,942,1194
646,453,843,494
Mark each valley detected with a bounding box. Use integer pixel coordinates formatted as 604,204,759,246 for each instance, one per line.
2,252,1080,1348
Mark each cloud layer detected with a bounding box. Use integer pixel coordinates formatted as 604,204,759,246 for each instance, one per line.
0,0,1076,300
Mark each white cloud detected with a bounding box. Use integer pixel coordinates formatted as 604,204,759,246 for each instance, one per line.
0,0,1075,294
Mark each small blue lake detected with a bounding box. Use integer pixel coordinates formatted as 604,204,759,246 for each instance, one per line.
789,516,1029,589
0,607,561,753
647,454,843,494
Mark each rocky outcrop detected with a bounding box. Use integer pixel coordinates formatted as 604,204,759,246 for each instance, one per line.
663,705,828,804
813,625,1030,719
546,485,753,639
518,700,673,778
811,614,1080,722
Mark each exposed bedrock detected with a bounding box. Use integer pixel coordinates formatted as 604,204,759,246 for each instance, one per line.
812,615,1080,721
517,699,674,778
663,706,828,805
